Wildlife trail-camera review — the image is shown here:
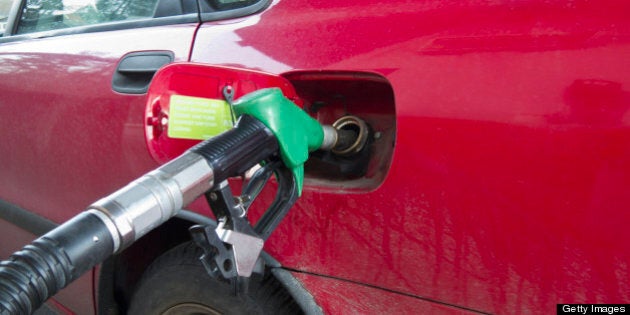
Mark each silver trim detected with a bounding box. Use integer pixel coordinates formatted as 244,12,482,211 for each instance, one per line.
2,0,22,37
87,209,121,252
319,125,338,151
215,220,264,277
87,152,214,250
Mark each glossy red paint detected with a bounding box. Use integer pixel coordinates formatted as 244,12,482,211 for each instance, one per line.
0,25,198,314
190,0,630,313
0,0,628,313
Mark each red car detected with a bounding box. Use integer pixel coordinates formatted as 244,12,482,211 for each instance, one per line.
1,0,629,314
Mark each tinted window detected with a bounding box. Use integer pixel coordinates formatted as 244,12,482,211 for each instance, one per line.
203,0,259,11
16,0,160,34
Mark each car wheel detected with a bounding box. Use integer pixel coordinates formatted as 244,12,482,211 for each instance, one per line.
128,242,300,315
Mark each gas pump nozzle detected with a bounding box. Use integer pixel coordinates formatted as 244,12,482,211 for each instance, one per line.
0,88,339,315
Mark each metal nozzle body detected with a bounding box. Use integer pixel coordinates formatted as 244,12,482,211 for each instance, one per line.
88,152,214,252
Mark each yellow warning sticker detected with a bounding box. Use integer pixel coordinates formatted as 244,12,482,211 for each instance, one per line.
168,95,233,140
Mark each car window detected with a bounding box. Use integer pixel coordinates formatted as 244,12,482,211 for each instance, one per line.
15,0,160,34
0,0,18,34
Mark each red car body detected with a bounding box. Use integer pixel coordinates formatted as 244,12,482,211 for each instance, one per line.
1,0,629,314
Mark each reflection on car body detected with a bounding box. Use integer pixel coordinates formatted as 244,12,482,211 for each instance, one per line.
1,0,629,314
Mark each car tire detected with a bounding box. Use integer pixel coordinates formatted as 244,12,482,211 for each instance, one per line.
127,242,300,315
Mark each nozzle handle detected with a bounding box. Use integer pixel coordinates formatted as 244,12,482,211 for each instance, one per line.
233,88,325,195
192,115,279,185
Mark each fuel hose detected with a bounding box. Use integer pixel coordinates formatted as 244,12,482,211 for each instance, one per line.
0,115,278,314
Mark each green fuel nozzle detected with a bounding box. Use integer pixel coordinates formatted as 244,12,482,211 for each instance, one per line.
233,88,324,195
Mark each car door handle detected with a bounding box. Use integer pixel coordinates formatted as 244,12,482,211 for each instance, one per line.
112,51,174,94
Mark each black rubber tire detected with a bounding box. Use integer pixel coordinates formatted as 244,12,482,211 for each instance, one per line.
127,242,301,315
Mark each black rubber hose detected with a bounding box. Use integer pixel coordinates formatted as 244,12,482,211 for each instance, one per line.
0,212,114,314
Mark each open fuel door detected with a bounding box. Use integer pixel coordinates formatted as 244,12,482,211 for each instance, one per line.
145,63,301,164
145,63,395,192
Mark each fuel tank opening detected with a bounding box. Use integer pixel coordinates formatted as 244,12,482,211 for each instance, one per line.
331,115,369,156
283,70,396,192
320,115,370,156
